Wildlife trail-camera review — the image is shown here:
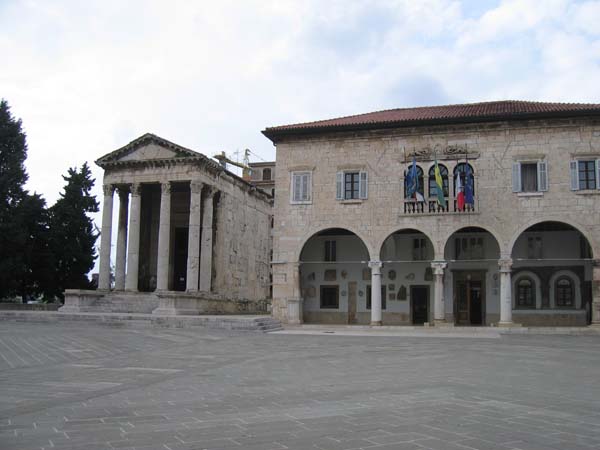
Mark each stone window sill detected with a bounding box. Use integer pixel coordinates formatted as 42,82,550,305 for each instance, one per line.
574,190,600,195
517,192,544,197
340,199,363,205
290,201,312,205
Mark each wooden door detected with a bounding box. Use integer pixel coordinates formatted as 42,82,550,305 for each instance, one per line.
454,272,485,325
172,227,188,291
411,286,429,325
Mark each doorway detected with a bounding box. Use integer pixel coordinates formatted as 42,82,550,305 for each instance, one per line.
454,271,486,325
172,227,188,291
411,285,429,325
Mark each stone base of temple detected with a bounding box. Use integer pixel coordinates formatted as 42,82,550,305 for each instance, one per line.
60,289,270,316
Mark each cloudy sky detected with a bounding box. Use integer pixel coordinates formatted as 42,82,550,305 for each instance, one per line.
2,0,600,208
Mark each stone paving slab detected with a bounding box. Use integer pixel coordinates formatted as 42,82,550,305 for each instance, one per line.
1,322,600,450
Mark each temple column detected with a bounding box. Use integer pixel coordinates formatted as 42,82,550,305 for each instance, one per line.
498,258,513,326
156,182,172,291
592,260,600,325
114,186,129,291
125,183,142,291
200,187,216,292
98,184,115,290
431,261,447,324
186,181,203,292
369,260,383,326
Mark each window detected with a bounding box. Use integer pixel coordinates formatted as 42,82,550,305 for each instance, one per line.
555,277,574,308
412,238,427,261
324,240,336,262
262,168,272,181
366,285,387,310
291,171,311,203
516,277,535,309
512,161,548,193
453,163,475,196
404,165,424,199
527,236,542,259
320,285,339,309
570,159,600,191
428,164,449,198
455,236,484,260
336,171,367,200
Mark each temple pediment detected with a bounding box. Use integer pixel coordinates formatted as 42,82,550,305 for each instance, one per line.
96,133,203,167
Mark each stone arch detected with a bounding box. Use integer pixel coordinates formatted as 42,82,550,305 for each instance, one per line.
508,218,595,259
442,224,504,259
378,228,436,262
512,270,543,309
294,226,375,262
549,270,582,309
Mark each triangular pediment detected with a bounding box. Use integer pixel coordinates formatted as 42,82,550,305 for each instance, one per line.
96,133,203,167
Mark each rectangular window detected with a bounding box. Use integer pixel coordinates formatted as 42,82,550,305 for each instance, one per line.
320,285,339,309
455,236,484,260
412,238,427,261
366,285,387,310
512,161,547,193
324,240,336,262
291,171,311,204
527,236,542,259
336,170,368,200
344,172,359,199
578,160,596,190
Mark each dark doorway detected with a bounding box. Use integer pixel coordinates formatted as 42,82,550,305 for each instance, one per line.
454,271,486,325
173,227,188,291
411,286,429,325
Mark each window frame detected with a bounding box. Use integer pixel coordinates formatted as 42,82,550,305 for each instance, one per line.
336,170,368,200
404,165,425,199
453,163,476,196
555,276,575,309
428,163,449,198
290,171,312,204
320,285,339,309
515,276,536,309
570,159,600,191
512,160,548,194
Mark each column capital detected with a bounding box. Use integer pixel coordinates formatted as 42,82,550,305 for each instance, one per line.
130,183,142,196
160,181,172,195
430,261,447,275
190,180,204,194
102,184,115,196
204,185,218,197
368,260,383,271
498,258,513,272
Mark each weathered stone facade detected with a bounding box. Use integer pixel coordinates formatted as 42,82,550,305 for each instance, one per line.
265,104,600,326
62,134,272,315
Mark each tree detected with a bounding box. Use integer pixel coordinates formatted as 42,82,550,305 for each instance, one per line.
49,163,99,298
0,99,31,299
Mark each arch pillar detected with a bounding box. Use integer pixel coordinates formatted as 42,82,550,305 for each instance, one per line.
368,260,383,326
431,261,447,324
498,258,514,326
592,260,600,326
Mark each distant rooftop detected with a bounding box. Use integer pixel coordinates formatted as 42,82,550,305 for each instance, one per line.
262,100,600,142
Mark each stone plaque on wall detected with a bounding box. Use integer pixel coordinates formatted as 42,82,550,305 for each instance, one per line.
388,284,395,291
307,286,316,298
397,285,407,300
324,270,337,281
362,268,371,280
388,293,395,301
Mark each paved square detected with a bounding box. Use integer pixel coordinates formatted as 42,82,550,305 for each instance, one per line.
1,323,600,450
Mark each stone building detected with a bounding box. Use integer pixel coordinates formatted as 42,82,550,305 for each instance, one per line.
62,133,273,315
263,100,600,327
249,162,276,197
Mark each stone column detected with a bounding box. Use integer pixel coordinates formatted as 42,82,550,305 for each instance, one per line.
498,258,513,326
114,186,129,291
98,184,115,290
591,260,600,325
431,261,447,324
369,260,383,326
200,187,216,292
125,183,142,291
186,181,203,292
156,182,172,291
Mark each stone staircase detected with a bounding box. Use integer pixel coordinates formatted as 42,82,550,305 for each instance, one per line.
253,317,284,332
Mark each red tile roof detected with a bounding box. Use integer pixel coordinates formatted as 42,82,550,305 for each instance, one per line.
262,100,600,142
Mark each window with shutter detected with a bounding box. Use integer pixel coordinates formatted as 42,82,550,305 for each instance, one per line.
290,171,312,204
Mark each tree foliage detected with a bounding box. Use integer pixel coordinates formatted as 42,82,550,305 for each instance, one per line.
49,163,99,297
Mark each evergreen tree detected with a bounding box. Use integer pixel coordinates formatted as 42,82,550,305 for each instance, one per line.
49,163,99,298
0,99,30,299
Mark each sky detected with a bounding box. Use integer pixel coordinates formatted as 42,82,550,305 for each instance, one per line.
2,0,600,223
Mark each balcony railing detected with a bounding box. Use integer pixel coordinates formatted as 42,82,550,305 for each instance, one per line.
403,197,477,214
